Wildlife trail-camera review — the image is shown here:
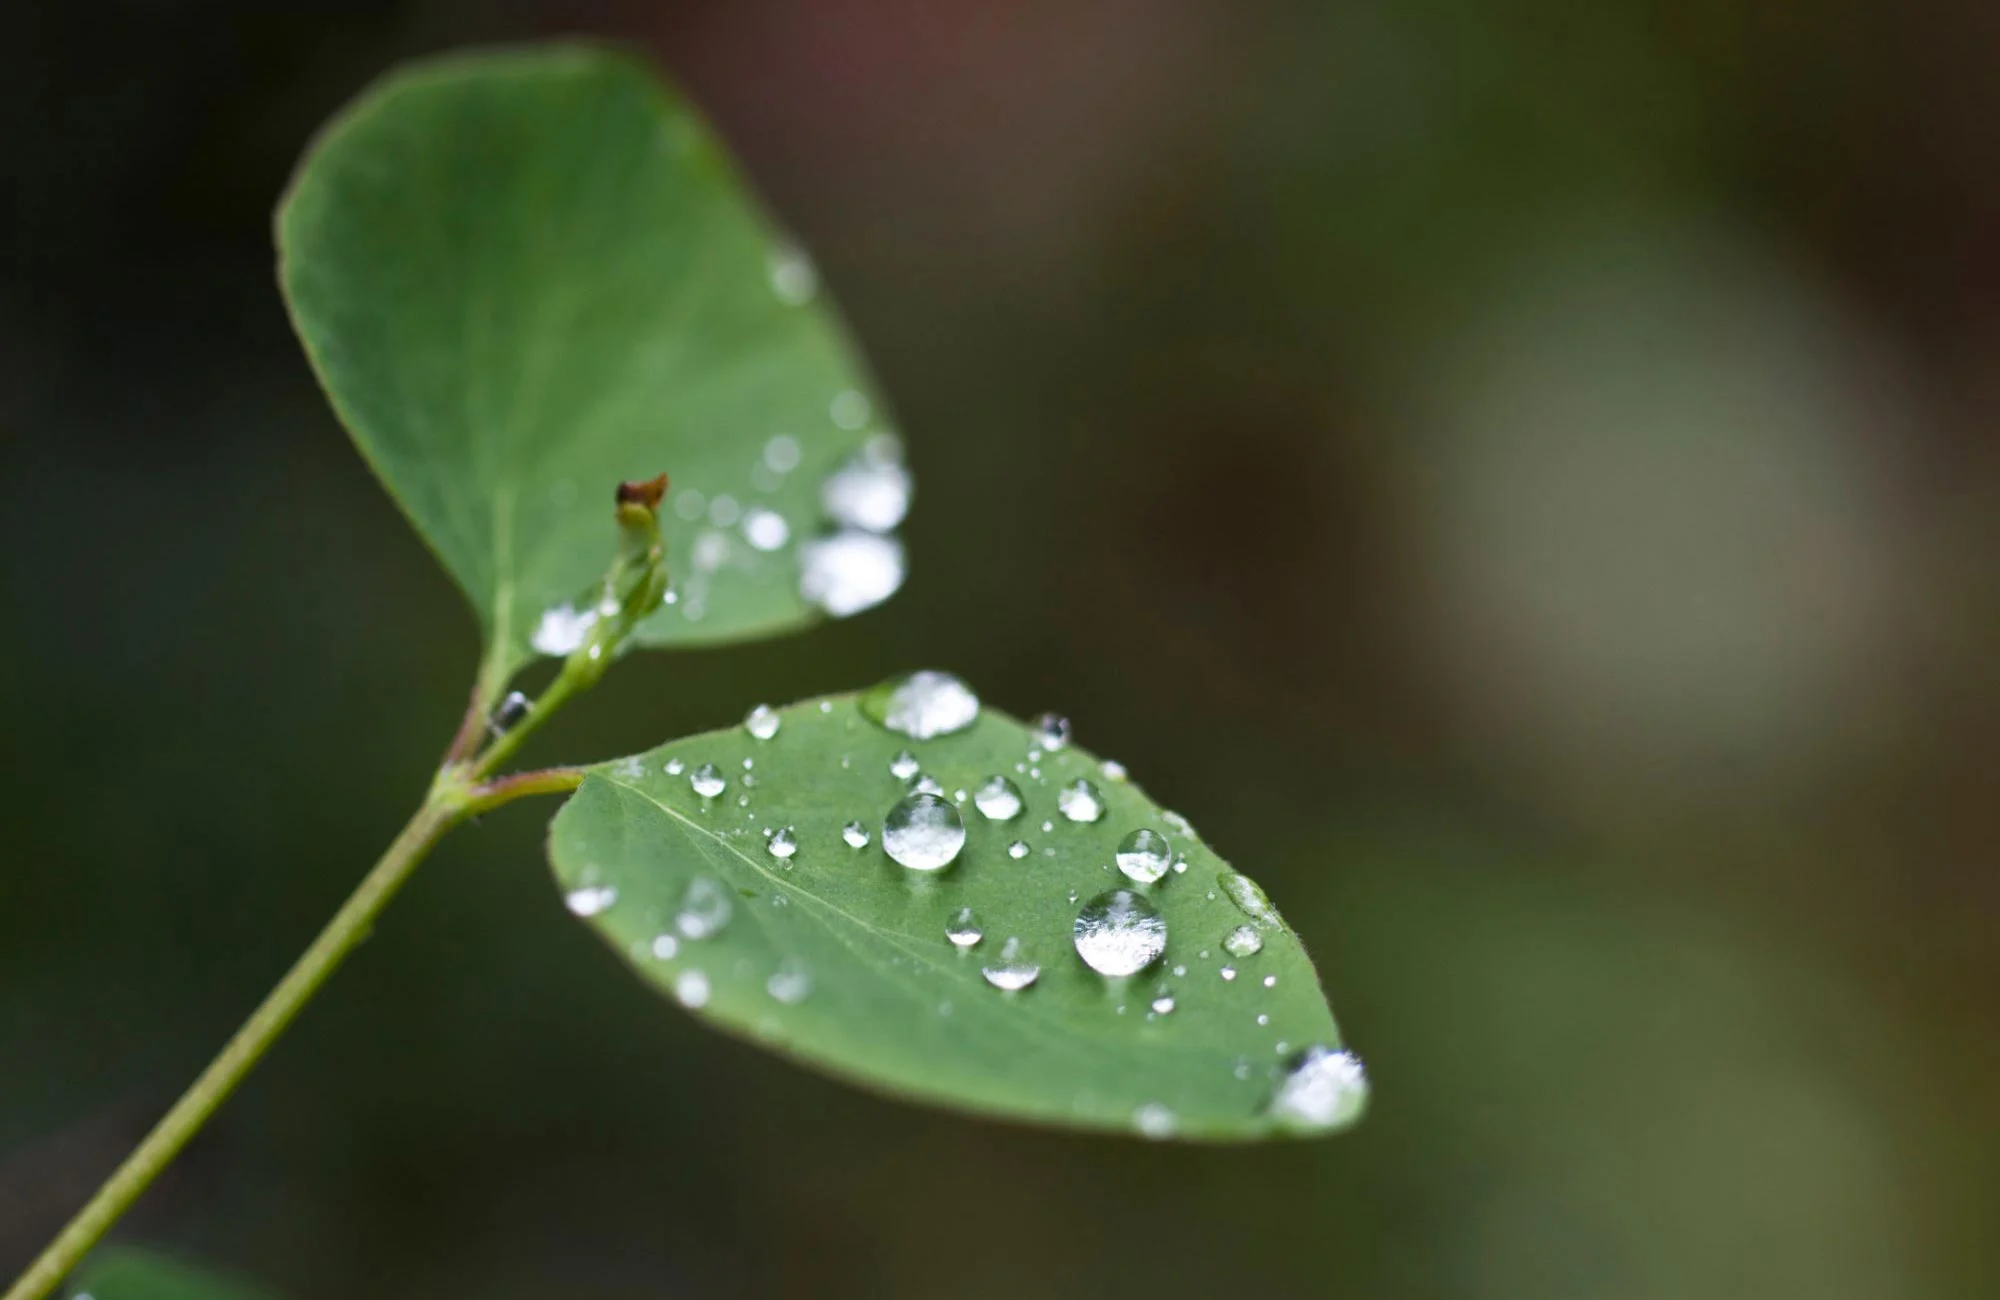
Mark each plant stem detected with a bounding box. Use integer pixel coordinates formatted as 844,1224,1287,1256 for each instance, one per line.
3,765,582,1300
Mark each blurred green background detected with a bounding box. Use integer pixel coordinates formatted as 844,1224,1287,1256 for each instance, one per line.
4,2,1997,1297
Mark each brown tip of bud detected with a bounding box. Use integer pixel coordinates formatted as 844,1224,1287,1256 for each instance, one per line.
616,473,669,511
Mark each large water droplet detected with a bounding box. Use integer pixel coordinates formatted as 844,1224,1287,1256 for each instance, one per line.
889,749,921,779
766,961,812,1005
767,827,798,860
745,704,781,740
1073,889,1168,977
676,877,733,940
973,775,1025,821
690,763,727,799
945,907,983,948
820,443,912,533
1265,1046,1369,1133
799,531,905,617
1057,779,1105,823
861,670,980,740
532,603,598,656
565,884,618,917
842,820,870,848
675,969,711,1009
1220,872,1282,927
1133,1103,1177,1140
882,792,966,871
1224,926,1264,958
981,937,1040,991
1115,828,1172,884
741,507,790,552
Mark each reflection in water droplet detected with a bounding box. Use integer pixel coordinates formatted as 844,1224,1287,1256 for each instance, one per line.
1221,871,1282,927
768,244,818,304
1266,1046,1369,1132
945,907,983,948
767,827,798,860
882,793,966,871
1115,829,1172,884
532,603,598,656
565,885,618,917
1134,1104,1177,1139
890,749,920,779
842,820,870,848
665,757,685,776
981,937,1040,991
800,530,905,617
766,961,812,1004
820,444,912,533
745,704,781,740
973,775,1025,821
1007,840,1031,860
830,389,871,429
1224,926,1264,958
1058,779,1105,823
675,970,711,1008
1074,889,1168,977
1032,713,1071,751
676,877,733,940
862,670,980,739
742,507,790,552
690,763,727,798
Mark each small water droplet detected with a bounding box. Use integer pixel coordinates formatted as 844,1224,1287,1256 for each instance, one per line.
1172,965,1187,977
1101,759,1129,782
674,488,707,521
799,530,905,617
1256,1013,1270,1026
764,433,803,473
945,907,983,948
745,704,781,740
1263,975,1278,988
665,757,685,776
675,969,711,1008
973,775,1025,821
767,826,798,860
860,670,980,739
1223,926,1264,958
676,877,733,940
489,691,531,735
767,244,818,304
1134,1103,1177,1139
1073,889,1168,977
1007,839,1031,860
766,961,813,1004
820,442,912,533
565,885,618,917
1265,1046,1369,1133
1031,713,1071,751
981,937,1041,991
532,603,598,656
1151,990,1177,1015
1172,859,1188,874
707,494,742,528
910,774,944,797
651,933,680,960
882,792,966,871
889,749,921,780
742,506,790,552
1057,779,1105,823
842,820,870,848
1221,966,1238,982
1115,828,1172,884
1220,871,1282,927
690,763,727,798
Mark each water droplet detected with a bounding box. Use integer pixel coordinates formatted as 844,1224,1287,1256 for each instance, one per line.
860,670,980,739
1115,829,1172,884
1265,1046,1369,1132
531,603,598,656
742,506,790,552
767,827,798,860
945,907,983,948
829,389,871,429
889,749,921,779
909,774,944,797
675,969,711,1008
1256,1013,1270,1026
690,763,727,798
1151,990,1176,1015
489,690,531,735
674,488,706,521
764,433,803,473
842,820,870,848
1101,759,1128,782
1073,889,1168,977
1057,779,1105,823
1133,1104,1177,1140
820,443,912,533
665,757,685,776
676,877,733,940
1007,839,1031,860
1172,859,1188,875
1263,974,1277,988
1220,966,1238,981
1032,713,1071,751
767,243,818,304
766,961,812,1004
1220,871,1282,928
651,933,679,960
565,885,618,917
1223,926,1264,958
799,530,905,617
981,937,1041,991
882,792,966,871
744,704,781,740
973,775,1025,821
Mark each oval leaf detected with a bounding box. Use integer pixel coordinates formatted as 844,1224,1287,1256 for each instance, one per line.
279,45,906,674
70,1249,277,1300
546,679,1366,1140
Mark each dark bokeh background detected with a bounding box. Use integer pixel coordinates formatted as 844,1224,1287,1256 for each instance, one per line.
5,2,1998,1297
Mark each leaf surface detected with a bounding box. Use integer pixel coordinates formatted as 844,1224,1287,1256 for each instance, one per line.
70,1249,277,1300
547,678,1367,1140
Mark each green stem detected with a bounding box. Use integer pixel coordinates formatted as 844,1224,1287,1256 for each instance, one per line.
3,766,583,1300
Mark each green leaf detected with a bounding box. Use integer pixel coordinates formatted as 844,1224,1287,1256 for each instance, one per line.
546,675,1367,1140
278,44,906,678
69,1249,277,1300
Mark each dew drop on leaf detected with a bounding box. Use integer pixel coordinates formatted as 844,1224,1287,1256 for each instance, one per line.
741,507,790,552
1101,759,1128,782
767,243,818,305
766,961,812,1005
1151,990,1177,1015
675,970,711,1009
1220,966,1238,981
945,907,983,948
767,826,798,860
1223,925,1264,958
860,670,981,740
676,877,733,940
1073,888,1168,977
981,937,1041,991
690,763,726,799
1265,1046,1369,1133
881,792,966,872
889,749,920,779
1115,829,1172,884
1032,712,1071,751
973,775,1025,821
909,775,945,797
1007,839,1031,860
842,820,870,848
565,885,618,917
532,602,598,656
665,757,685,776
745,704,781,740
1220,871,1283,927
820,444,912,533
1133,1103,1176,1139
799,530,904,617
1057,779,1105,823
829,389,871,429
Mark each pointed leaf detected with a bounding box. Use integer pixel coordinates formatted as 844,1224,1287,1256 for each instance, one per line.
546,677,1367,1140
278,45,906,676
70,1249,278,1300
